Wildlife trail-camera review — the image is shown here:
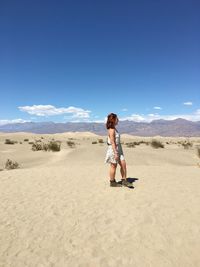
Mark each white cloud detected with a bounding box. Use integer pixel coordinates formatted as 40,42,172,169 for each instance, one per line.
120,114,147,122
153,106,162,110
0,119,31,126
183,102,193,106
122,108,128,111
118,109,200,122
18,105,91,118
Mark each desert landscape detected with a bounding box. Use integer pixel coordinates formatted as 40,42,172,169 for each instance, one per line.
0,132,200,267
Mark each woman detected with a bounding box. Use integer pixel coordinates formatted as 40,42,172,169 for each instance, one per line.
105,113,133,188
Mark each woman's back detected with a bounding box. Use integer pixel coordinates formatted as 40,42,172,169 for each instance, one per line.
107,128,120,145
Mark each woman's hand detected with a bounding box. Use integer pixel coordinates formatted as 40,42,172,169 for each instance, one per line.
114,151,119,161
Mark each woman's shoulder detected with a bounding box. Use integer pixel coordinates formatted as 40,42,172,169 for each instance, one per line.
107,128,116,136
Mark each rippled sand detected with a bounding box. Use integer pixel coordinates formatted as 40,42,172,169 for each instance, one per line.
0,133,200,267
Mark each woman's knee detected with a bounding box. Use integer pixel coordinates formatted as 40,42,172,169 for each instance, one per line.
110,163,117,169
119,160,126,169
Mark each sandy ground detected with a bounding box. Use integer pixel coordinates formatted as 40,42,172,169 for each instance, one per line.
0,132,200,267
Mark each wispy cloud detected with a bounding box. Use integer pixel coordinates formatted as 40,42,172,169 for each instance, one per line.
183,101,193,106
18,105,91,118
153,106,162,110
0,119,31,126
119,109,200,122
122,108,128,111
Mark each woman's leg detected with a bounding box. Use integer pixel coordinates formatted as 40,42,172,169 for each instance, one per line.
109,163,117,181
118,159,127,179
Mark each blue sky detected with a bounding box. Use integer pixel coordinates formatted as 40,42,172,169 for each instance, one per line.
0,0,200,125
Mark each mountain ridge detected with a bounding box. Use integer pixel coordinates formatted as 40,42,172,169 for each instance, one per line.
0,119,200,136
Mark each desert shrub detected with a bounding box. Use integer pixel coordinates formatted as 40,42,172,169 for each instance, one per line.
92,141,97,144
5,139,15,145
42,143,49,151
20,142,22,144
67,138,75,148
134,141,144,146
41,137,44,139
32,142,43,151
125,142,135,148
196,147,200,158
151,139,164,148
48,141,61,151
32,141,61,151
35,139,42,142
5,159,19,170
126,141,147,147
28,141,34,144
24,138,29,141
182,141,193,149
98,139,104,144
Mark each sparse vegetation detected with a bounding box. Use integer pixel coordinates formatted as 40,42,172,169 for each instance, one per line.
125,140,149,147
98,139,104,144
151,139,164,149
125,142,135,148
48,141,61,151
182,141,193,149
24,138,29,142
66,140,76,148
5,139,15,145
196,147,200,158
92,141,97,144
32,141,61,151
5,159,19,170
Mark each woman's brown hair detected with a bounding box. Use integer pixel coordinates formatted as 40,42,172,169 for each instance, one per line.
106,113,117,129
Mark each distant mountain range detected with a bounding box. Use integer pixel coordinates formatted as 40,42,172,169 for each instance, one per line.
0,118,200,136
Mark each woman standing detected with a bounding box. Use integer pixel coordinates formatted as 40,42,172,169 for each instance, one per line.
105,113,133,188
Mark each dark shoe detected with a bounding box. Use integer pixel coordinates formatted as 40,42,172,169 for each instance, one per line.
121,179,133,188
110,179,122,187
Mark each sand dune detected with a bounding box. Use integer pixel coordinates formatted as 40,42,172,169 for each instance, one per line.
0,133,200,267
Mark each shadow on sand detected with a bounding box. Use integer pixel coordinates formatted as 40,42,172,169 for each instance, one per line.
117,177,139,189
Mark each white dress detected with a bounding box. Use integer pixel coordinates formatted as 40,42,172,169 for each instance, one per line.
104,128,125,164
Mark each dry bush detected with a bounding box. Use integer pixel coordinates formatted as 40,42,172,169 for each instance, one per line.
98,139,104,144
151,139,164,149
66,140,76,148
196,147,200,158
48,141,61,151
32,142,43,151
5,159,19,170
92,141,97,144
182,141,193,149
5,139,15,145
24,138,29,141
32,141,61,151
125,142,135,148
